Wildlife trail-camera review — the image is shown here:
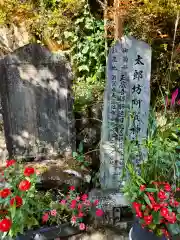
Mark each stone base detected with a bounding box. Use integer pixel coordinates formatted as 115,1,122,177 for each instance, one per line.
88,189,130,227
89,188,129,207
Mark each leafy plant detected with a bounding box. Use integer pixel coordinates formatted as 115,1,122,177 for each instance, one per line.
0,160,69,238
63,0,106,111
46,186,104,230
128,181,180,238
73,142,90,169
123,112,180,238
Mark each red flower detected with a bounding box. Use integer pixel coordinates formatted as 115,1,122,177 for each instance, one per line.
160,208,169,217
18,180,31,191
71,199,77,205
95,209,104,217
140,185,146,191
42,213,49,223
132,202,141,209
170,198,179,207
0,218,12,232
69,186,75,191
165,212,176,224
147,193,155,205
158,190,167,200
93,200,99,206
160,202,168,208
78,212,84,217
81,194,88,201
70,199,77,209
164,183,171,192
136,211,143,218
144,215,153,225
152,204,161,212
24,167,35,176
6,160,16,168
10,196,23,208
0,188,11,198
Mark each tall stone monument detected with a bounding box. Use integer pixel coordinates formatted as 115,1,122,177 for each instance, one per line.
0,43,75,159
99,35,151,205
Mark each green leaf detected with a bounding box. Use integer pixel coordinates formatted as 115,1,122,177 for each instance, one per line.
78,65,89,72
145,188,157,192
1,231,8,239
144,194,152,207
75,17,84,24
176,214,180,221
177,207,180,214
72,152,77,158
10,205,16,219
84,161,90,166
152,211,160,224
82,45,89,54
141,205,146,211
167,223,180,235
64,31,73,39
136,175,146,184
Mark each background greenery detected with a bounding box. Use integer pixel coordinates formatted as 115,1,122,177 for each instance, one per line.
0,0,179,112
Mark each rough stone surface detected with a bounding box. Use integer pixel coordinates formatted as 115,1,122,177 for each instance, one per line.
0,43,75,159
66,228,129,240
0,23,30,57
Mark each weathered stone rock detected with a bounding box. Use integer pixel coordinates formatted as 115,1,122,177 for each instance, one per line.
0,43,75,159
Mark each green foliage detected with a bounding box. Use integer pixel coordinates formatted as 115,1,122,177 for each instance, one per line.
123,111,180,237
0,162,70,238
123,111,179,186
125,0,180,106
73,142,90,169
63,1,106,111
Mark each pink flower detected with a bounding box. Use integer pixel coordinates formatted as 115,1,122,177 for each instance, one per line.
69,186,75,191
71,200,77,205
60,199,66,205
93,200,99,206
84,200,91,206
71,216,76,223
50,209,57,216
79,223,85,231
70,199,77,209
95,209,104,217
171,88,179,106
77,203,82,209
78,212,84,218
42,213,49,222
76,196,80,201
164,183,171,192
36,170,41,175
81,194,88,201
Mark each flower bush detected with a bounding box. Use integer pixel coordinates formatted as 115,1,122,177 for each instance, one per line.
0,160,47,238
0,160,103,238
123,113,180,239
42,185,104,231
131,181,180,238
